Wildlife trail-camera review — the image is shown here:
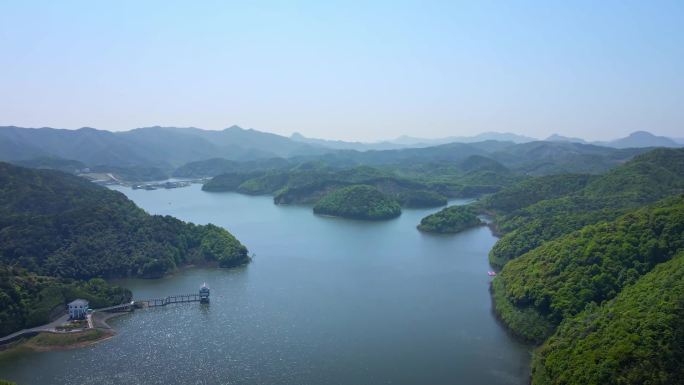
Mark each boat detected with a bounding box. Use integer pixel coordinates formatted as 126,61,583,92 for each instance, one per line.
487,271,497,276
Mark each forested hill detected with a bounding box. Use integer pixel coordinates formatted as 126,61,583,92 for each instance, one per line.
0,162,249,278
531,251,684,385
475,148,684,384
417,205,482,233
486,148,684,266
478,174,597,215
493,195,684,342
0,162,250,336
312,185,402,220
204,163,459,208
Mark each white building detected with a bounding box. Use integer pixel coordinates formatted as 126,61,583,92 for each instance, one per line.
67,299,89,319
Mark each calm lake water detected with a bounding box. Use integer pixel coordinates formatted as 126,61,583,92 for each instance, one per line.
0,184,530,384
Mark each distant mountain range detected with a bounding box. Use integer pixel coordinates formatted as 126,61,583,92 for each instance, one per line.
392,132,537,146
545,130,681,148
545,134,589,143
597,131,681,148
290,132,405,151
0,125,680,180
0,125,327,169
292,130,682,150
290,131,537,150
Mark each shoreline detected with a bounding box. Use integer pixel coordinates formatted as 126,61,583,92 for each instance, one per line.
0,261,243,356
24,329,115,352
0,312,131,357
0,329,112,358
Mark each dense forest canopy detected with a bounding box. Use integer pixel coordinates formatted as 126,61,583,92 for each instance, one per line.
200,154,530,211
0,162,249,336
174,157,290,178
313,185,401,220
0,266,132,336
493,195,684,342
0,163,249,278
204,164,451,208
466,147,684,384
531,252,684,385
182,141,660,218
417,205,482,233
486,148,684,266
477,174,597,215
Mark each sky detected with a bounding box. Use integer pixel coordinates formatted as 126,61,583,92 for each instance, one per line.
1,1,682,141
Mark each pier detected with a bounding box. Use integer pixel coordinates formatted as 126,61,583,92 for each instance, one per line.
137,293,203,308
0,284,211,347
97,283,210,312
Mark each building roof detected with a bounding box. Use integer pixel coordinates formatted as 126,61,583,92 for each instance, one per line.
68,299,89,307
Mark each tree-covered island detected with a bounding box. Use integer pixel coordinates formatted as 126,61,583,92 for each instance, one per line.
313,185,401,220
417,205,483,233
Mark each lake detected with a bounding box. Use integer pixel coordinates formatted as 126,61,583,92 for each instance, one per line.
0,185,530,384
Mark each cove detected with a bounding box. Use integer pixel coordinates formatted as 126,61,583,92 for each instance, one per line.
0,184,530,385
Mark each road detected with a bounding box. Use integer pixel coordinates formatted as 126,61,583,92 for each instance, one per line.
0,314,71,344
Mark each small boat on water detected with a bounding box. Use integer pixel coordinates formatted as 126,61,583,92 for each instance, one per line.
487,271,497,276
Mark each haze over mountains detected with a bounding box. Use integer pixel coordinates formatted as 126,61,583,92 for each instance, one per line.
289,131,538,150
293,129,682,150
0,125,680,181
544,130,682,148
1,126,682,385
0,125,327,169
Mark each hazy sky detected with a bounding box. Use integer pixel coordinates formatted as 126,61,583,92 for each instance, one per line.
1,1,682,141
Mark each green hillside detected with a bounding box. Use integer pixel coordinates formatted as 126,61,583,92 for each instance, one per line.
0,267,132,336
531,252,684,385
417,205,482,233
0,163,249,278
478,174,596,215
0,162,250,336
492,195,684,342
313,185,401,220
470,147,684,383
488,148,684,266
205,165,450,208
173,157,290,178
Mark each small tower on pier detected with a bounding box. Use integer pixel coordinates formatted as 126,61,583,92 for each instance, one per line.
199,283,210,303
